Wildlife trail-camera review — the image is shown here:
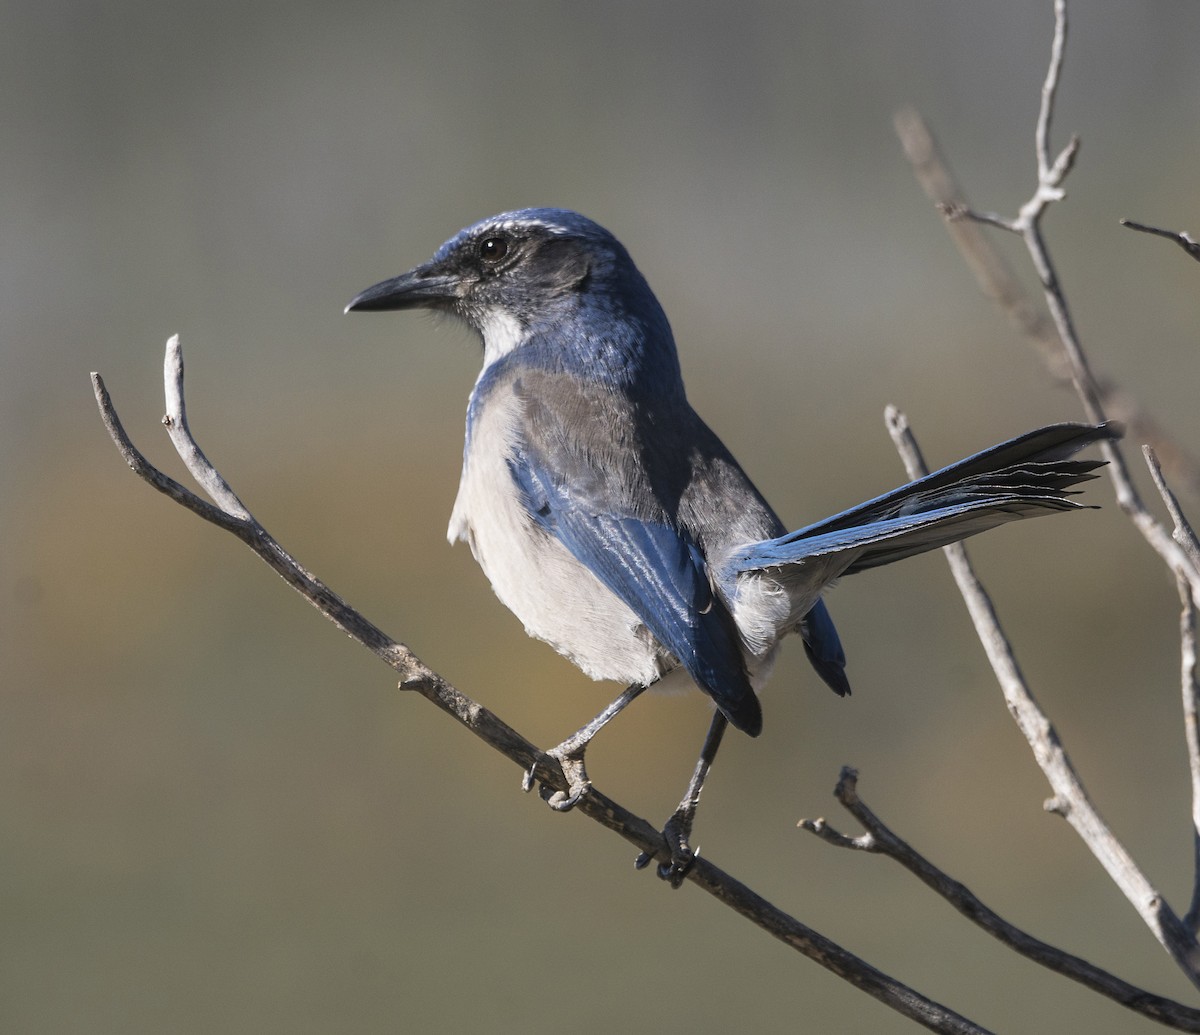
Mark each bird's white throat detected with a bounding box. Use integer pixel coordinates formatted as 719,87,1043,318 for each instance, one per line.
478,308,527,368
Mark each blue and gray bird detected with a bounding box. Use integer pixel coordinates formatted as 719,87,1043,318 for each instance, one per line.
347,207,1117,883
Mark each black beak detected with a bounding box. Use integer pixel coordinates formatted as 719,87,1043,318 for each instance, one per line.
345,265,460,314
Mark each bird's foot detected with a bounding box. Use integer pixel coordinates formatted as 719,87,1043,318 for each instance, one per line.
634,808,698,888
521,741,591,812
520,684,647,811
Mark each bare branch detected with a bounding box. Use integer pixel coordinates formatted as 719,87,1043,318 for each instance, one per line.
892,0,1200,997
941,202,1020,235
908,0,1200,610
91,371,254,538
160,334,253,521
1146,448,1200,572
894,0,1200,981
1183,580,1200,938
1145,447,1200,934
93,339,993,1035
893,106,1200,499
800,769,1200,1032
1122,220,1200,265
917,96,1200,593
1036,0,1069,182
886,405,1200,991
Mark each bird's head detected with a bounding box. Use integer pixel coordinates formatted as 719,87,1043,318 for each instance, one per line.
347,208,680,390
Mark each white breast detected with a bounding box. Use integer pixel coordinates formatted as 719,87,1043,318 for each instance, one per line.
448,384,672,688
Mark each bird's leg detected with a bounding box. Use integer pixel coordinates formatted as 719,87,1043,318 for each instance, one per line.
522,682,648,811
636,710,729,887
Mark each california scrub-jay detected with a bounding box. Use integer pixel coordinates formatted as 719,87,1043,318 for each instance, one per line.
347,207,1116,883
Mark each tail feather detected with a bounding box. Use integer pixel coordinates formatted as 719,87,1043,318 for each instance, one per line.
800,599,851,696
731,421,1120,579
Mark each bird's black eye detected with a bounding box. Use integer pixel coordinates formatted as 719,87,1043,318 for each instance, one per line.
478,235,510,264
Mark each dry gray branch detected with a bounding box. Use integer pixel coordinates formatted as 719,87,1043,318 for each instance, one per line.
92,338,992,1035
893,117,1200,501
1146,447,1200,934
912,0,1200,609
1181,579,1200,937
800,768,1200,1031
885,406,1200,992
160,335,252,521
1146,447,1200,573
892,0,1200,989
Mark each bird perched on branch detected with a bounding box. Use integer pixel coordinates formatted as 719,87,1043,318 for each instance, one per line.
347,207,1118,884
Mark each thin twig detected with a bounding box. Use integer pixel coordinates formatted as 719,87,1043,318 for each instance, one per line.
893,120,1200,500
886,405,1200,992
939,2,1200,609
1146,447,1200,934
1146,448,1200,573
1122,220,1200,265
800,768,1200,1031
1036,0,1069,181
1183,579,1200,937
160,335,253,520
92,339,992,1035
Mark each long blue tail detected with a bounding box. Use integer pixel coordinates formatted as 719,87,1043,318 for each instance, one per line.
733,421,1119,701
733,422,1119,577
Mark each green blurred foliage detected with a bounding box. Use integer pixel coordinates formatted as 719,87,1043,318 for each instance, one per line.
4,1,1200,1031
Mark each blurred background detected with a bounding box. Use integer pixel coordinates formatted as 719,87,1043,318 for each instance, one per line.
5,1,1200,1031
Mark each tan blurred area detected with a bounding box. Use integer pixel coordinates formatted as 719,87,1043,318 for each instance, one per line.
4,2,1200,1031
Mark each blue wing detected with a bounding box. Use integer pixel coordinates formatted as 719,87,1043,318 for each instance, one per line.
509,451,762,735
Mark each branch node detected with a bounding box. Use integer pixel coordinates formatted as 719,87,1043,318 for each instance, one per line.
1047,134,1081,185
1044,795,1070,817
797,815,877,853
940,201,1020,234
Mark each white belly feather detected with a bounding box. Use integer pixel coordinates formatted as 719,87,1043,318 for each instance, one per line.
448,390,671,688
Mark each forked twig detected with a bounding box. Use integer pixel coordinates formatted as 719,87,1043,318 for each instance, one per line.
924,1,1200,606
885,407,1200,992
800,768,1200,1031
892,0,1200,989
894,119,1200,498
